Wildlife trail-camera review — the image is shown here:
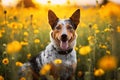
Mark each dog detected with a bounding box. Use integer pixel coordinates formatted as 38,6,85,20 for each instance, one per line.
19,9,80,80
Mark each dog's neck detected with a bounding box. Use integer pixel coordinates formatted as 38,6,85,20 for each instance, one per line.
51,45,73,55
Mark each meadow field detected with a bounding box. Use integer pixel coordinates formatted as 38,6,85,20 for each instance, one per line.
0,2,120,80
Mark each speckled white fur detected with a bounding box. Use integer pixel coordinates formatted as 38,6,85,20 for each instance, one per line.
19,19,78,80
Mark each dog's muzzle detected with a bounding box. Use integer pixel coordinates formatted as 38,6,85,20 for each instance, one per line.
60,34,69,50
61,34,68,42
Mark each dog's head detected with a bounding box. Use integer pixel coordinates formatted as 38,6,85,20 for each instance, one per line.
48,9,80,51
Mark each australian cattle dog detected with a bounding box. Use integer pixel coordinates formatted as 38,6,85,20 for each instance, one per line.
19,9,80,80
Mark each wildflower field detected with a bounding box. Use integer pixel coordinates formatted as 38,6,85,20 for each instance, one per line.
0,1,120,80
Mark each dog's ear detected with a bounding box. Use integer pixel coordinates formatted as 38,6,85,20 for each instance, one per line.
48,10,58,29
70,9,80,29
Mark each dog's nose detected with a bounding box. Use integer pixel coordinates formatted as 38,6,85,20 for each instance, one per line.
61,34,67,42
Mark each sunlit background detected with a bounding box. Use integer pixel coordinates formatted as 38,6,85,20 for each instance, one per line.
0,0,120,7
0,0,120,80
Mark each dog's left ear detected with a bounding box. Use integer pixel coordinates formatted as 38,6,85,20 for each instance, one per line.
48,10,58,29
70,9,80,29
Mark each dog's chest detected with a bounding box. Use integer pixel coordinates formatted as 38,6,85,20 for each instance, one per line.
35,44,77,78
40,48,76,67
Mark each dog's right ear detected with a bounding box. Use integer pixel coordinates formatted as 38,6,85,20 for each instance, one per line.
70,9,80,30
48,10,58,29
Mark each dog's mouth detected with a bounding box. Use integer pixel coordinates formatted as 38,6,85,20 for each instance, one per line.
59,34,69,50
55,34,73,51
60,41,68,50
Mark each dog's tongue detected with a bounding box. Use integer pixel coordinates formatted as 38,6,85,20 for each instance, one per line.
60,41,68,50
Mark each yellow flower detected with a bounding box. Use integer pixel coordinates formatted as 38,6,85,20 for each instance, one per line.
40,69,46,75
117,26,120,32
23,32,28,36
7,22,23,29
19,77,26,80
18,23,23,29
0,29,5,33
106,50,111,55
88,36,94,41
102,45,107,49
79,46,92,55
2,58,9,65
6,41,22,54
8,22,18,29
32,19,37,25
32,25,37,29
16,62,23,67
94,68,104,76
27,53,31,59
34,29,39,34
88,36,95,45
40,64,51,75
0,75,4,80
2,29,5,33
54,59,62,64
1,21,8,25
98,55,117,71
20,41,28,46
34,39,40,44
99,44,107,49
92,24,98,30
95,29,100,34
104,28,111,32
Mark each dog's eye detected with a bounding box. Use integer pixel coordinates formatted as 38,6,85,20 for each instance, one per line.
55,26,61,30
67,26,73,30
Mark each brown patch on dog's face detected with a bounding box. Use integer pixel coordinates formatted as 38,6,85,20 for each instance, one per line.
51,20,77,50
48,9,80,50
